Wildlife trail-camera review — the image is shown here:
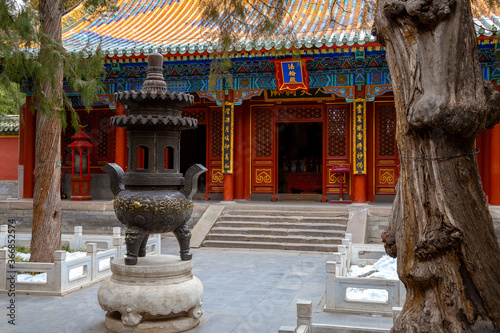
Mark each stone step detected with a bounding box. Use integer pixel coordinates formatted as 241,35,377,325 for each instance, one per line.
210,227,346,238
218,215,348,224
201,240,340,252
213,221,347,230
223,210,349,218
205,233,343,244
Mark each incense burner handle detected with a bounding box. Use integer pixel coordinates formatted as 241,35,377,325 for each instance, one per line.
102,163,126,196
180,164,207,200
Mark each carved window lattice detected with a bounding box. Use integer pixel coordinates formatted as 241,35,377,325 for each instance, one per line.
254,109,272,157
210,110,222,157
328,107,347,157
276,107,322,121
97,113,110,158
378,106,396,156
184,110,206,122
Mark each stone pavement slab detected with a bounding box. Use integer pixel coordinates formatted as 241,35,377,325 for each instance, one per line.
0,235,392,333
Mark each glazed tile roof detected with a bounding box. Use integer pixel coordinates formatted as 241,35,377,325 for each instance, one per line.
0,115,19,135
62,0,500,57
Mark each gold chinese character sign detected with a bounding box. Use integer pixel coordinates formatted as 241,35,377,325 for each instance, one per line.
353,99,367,174
269,58,312,92
222,102,234,174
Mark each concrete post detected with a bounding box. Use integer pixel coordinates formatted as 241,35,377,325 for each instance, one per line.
155,234,162,255
393,307,403,323
337,245,347,275
0,248,9,291
325,261,337,309
73,226,83,250
0,225,8,247
296,300,312,330
53,250,67,293
86,243,97,281
113,234,123,258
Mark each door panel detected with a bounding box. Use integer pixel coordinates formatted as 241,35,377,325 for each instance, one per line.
251,107,275,193
375,103,399,195
324,104,351,195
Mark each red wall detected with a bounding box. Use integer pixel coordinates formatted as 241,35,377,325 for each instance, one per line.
0,137,19,180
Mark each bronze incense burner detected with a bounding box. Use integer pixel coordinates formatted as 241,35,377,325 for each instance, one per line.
104,52,206,265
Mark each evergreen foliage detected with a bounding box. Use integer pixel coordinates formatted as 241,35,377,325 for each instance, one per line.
0,0,114,129
0,82,24,115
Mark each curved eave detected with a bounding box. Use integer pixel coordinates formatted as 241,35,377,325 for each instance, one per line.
62,0,500,58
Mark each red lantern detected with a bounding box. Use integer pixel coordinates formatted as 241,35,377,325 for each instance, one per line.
68,126,94,201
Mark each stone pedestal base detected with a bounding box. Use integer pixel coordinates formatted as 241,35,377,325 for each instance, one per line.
98,255,203,333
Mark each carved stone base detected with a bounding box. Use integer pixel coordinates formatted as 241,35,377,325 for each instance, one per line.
98,255,203,333
104,312,200,333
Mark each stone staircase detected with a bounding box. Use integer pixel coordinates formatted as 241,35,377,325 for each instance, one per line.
201,206,349,252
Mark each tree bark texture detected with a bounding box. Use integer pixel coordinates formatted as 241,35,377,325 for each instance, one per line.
373,0,500,331
30,0,63,263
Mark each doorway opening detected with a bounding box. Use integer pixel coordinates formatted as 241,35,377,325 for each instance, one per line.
180,125,207,197
277,122,323,194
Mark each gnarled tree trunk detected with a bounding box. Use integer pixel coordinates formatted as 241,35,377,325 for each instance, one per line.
29,0,63,263
373,0,500,331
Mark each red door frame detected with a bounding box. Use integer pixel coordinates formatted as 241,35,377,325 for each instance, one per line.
273,105,326,198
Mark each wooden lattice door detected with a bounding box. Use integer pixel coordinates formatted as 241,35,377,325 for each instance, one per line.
375,103,399,195
324,104,351,195
251,106,275,194
206,109,224,193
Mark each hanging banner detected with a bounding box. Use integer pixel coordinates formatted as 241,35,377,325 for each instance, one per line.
222,102,234,174
269,58,312,92
353,99,367,174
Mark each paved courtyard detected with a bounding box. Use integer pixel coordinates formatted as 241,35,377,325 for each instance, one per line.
0,232,395,333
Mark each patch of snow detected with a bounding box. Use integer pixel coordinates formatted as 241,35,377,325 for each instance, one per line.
99,258,111,271
347,255,398,280
17,272,47,284
346,255,398,302
346,287,389,303
15,252,30,262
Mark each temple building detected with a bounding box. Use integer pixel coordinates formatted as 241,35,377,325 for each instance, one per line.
17,0,500,203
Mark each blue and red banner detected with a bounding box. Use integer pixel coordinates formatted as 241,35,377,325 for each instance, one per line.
270,58,312,92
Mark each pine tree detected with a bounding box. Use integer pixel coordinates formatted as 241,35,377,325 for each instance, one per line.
0,0,113,262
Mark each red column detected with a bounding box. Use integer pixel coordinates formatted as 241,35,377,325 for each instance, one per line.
115,103,127,170
490,123,500,205
352,174,367,203
22,96,35,198
234,105,245,199
223,174,234,201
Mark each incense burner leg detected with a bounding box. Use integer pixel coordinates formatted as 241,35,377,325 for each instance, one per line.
174,224,192,261
125,225,148,265
138,233,150,257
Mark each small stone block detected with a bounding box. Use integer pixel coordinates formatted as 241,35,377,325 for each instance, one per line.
74,226,83,233
53,250,66,261
326,261,337,273
112,237,122,246
0,225,8,232
86,243,97,253
278,326,296,333
393,307,402,323
332,253,342,262
297,300,312,317
0,248,8,259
